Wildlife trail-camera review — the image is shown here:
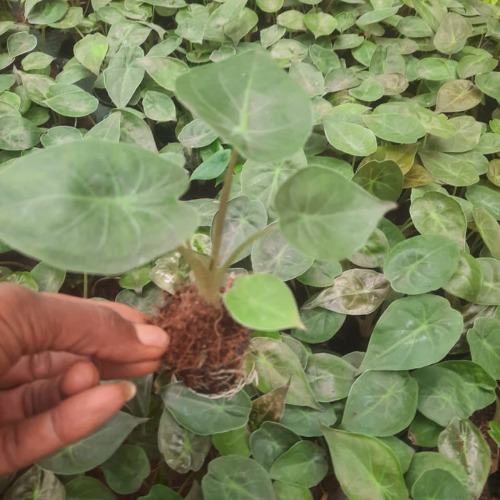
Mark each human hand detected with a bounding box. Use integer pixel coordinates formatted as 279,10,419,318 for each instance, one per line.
0,283,168,475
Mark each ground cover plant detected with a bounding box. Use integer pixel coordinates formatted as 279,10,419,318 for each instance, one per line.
0,0,499,498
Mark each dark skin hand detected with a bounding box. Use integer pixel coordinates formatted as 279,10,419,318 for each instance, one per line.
0,283,169,475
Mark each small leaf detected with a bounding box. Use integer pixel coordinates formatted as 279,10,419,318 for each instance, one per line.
4,467,65,500
473,207,500,259
249,383,289,430
43,83,98,118
467,317,500,379
475,71,500,101
291,307,345,344
411,469,471,500
65,477,116,500
433,13,472,54
303,12,337,38
352,160,403,202
74,33,108,74
0,115,40,151
30,262,65,292
191,150,230,181
364,113,426,144
143,91,176,122
323,119,377,156
178,119,218,148
280,404,336,437
7,32,37,58
224,274,301,330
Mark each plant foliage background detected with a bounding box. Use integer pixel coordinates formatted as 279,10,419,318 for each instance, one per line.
0,0,499,498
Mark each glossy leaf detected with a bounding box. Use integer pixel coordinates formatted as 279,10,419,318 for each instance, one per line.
305,269,390,315
158,408,211,473
275,167,393,261
412,361,496,427
305,353,356,403
323,428,408,500
342,371,418,437
0,141,198,274
224,274,301,330
246,337,319,409
438,418,490,499
361,295,463,371
176,50,313,162
161,383,251,435
384,235,460,294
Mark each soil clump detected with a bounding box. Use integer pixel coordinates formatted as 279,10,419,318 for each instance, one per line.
151,285,251,395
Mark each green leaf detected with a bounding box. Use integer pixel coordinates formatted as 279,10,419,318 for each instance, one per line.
443,251,483,302
178,119,218,148
349,76,385,102
361,295,463,371
7,32,37,58
119,266,151,294
250,421,300,469
412,361,496,427
269,441,328,488
467,317,500,379
323,119,377,156
30,262,65,292
427,115,482,153
474,207,500,259
352,160,403,202
342,371,418,437
436,80,482,113
289,62,325,98
161,383,251,435
175,50,313,162
475,71,500,101
101,445,150,495
28,0,68,24
411,469,472,500
349,228,390,268
280,404,336,437
138,485,182,500
4,467,65,500
103,46,145,109
384,235,460,294
212,426,250,458
364,113,426,144
41,126,84,148
0,141,198,274
158,408,211,473
191,150,230,181
410,192,467,246
65,477,116,500
275,167,393,261
0,115,40,150
246,337,319,409
297,258,342,288
438,418,490,499
37,412,146,473
466,183,500,220
409,413,443,448
142,90,176,122
43,83,99,118
323,428,408,500
379,437,415,474
251,230,312,281
139,56,189,92
273,482,312,500
303,12,337,38
291,307,345,344
305,353,356,403
476,258,500,305
224,274,301,330
201,456,275,500
305,269,390,315
74,33,108,74
433,13,472,55
417,57,457,81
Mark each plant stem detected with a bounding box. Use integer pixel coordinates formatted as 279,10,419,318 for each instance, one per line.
209,148,238,272
82,272,88,298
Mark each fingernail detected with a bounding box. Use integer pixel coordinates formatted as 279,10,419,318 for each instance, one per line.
122,381,137,401
136,324,168,348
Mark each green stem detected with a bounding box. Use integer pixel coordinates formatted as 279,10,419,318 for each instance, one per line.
209,148,239,272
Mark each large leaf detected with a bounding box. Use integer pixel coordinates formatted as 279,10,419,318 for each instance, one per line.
342,371,418,437
466,317,500,379
435,80,482,113
433,13,472,54
412,361,496,427
161,383,251,435
383,235,460,294
175,50,313,162
37,412,146,474
0,141,198,274
360,295,463,371
323,429,408,500
411,469,471,500
275,167,393,261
